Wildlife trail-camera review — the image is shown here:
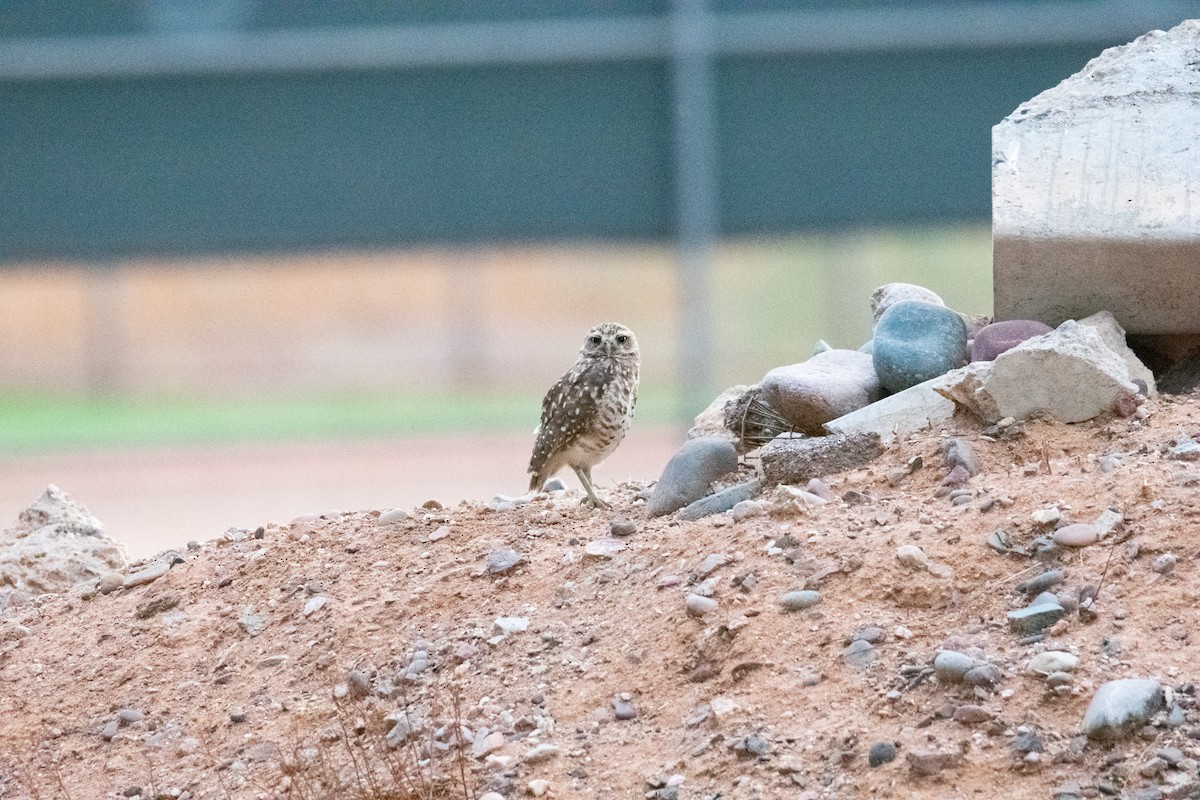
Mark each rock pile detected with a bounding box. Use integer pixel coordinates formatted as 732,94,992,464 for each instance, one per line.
657,281,1155,520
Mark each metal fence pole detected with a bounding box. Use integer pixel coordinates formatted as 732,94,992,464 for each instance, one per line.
671,0,718,420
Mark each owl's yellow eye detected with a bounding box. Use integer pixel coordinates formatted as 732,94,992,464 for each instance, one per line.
616,335,628,344
589,335,602,345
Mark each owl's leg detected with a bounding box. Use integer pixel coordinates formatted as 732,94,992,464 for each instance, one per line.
572,466,611,510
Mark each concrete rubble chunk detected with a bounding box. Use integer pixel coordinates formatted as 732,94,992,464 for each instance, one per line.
687,384,747,442
761,432,885,486
934,318,1149,424
871,283,945,324
823,374,957,443
993,20,1200,335
0,485,129,597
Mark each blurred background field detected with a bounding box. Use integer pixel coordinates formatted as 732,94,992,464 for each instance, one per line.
0,227,991,452
1,1,1191,555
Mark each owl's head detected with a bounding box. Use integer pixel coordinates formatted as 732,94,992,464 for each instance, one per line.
581,322,639,360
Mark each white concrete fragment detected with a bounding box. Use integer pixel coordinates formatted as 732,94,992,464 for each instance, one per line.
823,374,957,442
993,20,1200,334
0,485,128,597
687,384,747,441
871,283,945,324
935,319,1145,424
1078,311,1156,394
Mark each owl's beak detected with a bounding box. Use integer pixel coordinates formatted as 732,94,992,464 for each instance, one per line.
604,341,614,356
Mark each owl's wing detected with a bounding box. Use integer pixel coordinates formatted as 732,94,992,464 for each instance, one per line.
527,362,608,483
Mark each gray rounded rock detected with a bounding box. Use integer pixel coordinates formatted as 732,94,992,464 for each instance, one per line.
647,438,739,517
685,594,718,617
779,590,822,612
963,664,1002,689
872,300,969,393
1082,678,1165,741
933,650,975,683
1052,523,1099,548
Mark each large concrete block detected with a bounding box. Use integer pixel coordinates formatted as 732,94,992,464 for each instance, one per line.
993,20,1200,334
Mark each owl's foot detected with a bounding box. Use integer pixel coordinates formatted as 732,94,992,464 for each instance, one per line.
572,466,611,510
580,494,611,510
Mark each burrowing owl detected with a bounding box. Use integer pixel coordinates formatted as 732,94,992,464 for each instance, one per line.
528,322,640,509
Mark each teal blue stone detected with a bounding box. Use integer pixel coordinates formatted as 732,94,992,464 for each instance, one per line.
872,300,968,393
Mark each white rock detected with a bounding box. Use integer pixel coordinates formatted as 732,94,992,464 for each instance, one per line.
302,596,328,617
895,544,929,570
1093,509,1124,536
1027,651,1080,675
685,594,718,617
710,696,739,718
936,320,1146,424
522,743,559,764
687,384,747,441
494,616,529,635
527,779,551,796
871,283,945,323
823,373,957,443
583,538,626,559
1031,506,1061,525
377,508,411,524
767,485,829,515
0,485,128,597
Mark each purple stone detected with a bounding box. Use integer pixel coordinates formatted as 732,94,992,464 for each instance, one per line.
971,320,1053,362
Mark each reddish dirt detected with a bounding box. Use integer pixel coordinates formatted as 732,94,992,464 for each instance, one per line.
3,396,1200,799
0,427,681,560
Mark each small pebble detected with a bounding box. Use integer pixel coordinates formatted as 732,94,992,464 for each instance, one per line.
584,538,626,559
697,553,728,578
953,704,993,723
302,596,327,617
1027,651,1079,675
731,500,764,521
1030,506,1061,525
779,590,822,612
610,519,638,537
843,639,876,668
98,572,124,595
527,778,551,796
933,650,974,683
377,508,411,524
116,708,145,725
964,663,1002,689
494,616,530,635
868,741,896,767
685,594,718,617
612,695,637,721
523,743,559,764
486,548,523,574
1052,523,1099,548
1153,553,1178,575
895,544,928,570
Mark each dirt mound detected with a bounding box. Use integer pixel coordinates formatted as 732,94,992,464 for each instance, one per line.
3,396,1200,799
